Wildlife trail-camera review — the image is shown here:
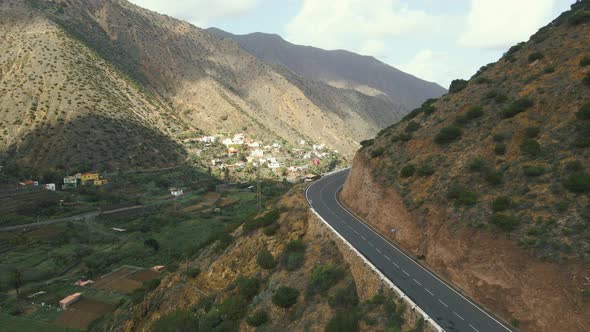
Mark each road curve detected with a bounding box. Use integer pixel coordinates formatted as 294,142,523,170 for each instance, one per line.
305,169,512,332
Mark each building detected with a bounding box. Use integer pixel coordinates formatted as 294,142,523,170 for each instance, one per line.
268,157,281,169
151,265,166,272
211,159,223,166
80,172,99,182
63,176,78,189
227,147,239,157
74,279,94,287
59,293,81,309
247,141,260,148
19,180,38,186
250,149,264,158
170,188,184,197
198,136,216,143
313,144,325,151
44,183,56,191
94,179,109,186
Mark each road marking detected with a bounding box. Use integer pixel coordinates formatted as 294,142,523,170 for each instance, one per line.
413,279,422,286
469,324,481,332
368,242,375,247
402,270,410,276
360,235,366,240
454,311,465,321
438,299,448,308
393,262,400,268
353,230,359,235
376,248,382,253
425,288,434,296
384,255,391,261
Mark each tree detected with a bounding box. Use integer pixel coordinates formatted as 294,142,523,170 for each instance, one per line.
144,238,160,252
11,269,24,298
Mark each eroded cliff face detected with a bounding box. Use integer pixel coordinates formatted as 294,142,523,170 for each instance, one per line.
341,153,590,332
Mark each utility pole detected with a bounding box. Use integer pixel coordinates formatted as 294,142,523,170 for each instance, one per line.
256,169,262,211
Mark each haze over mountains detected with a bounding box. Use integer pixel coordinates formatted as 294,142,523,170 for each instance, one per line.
0,0,445,175
208,28,446,111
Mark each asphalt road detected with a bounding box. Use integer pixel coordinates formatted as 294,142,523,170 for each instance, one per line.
306,169,512,332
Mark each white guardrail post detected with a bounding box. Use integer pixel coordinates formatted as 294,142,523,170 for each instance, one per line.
309,205,445,332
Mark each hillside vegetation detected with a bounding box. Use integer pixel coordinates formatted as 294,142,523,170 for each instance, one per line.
343,2,590,331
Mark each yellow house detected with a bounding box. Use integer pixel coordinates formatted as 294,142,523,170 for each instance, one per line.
94,179,109,186
80,172,99,182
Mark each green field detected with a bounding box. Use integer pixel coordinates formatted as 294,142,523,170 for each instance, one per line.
0,313,78,332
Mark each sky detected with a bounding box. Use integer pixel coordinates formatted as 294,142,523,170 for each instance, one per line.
129,0,575,88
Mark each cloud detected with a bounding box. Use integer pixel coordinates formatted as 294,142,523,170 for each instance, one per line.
129,0,260,26
397,49,470,88
285,0,448,51
459,0,556,49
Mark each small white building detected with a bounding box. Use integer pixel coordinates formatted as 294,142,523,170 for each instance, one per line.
44,183,56,191
170,188,184,197
250,149,264,158
248,141,260,148
268,157,281,169
299,140,306,145
211,159,223,166
272,142,282,149
232,133,245,145
313,144,325,151
222,138,233,147
59,293,81,310
198,136,217,143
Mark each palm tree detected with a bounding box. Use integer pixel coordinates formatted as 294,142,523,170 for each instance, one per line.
11,269,23,298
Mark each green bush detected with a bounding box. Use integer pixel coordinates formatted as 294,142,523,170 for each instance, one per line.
469,157,485,171
434,125,463,144
491,213,520,231
246,310,269,327
447,184,477,206
325,309,360,332
494,143,507,155
400,164,416,178
584,72,590,86
263,223,280,236
574,122,590,147
528,52,544,62
577,102,590,120
504,42,525,58
484,170,503,185
544,65,556,74
525,126,541,138
281,240,306,270
244,208,280,232
405,121,421,132
580,56,590,67
417,163,435,177
565,160,584,172
483,90,498,100
286,252,304,271
520,138,541,156
569,10,590,25
449,79,468,93
360,139,374,148
307,265,345,295
257,247,277,269
153,309,198,332
236,276,260,301
218,295,247,320
474,77,492,84
456,105,484,125
564,173,590,193
502,97,533,118
492,196,511,212
272,286,299,308
494,94,509,104
493,133,507,142
329,283,358,308
371,147,385,158
523,165,546,177
187,267,201,278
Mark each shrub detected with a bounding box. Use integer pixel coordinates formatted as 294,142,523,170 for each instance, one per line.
491,213,519,231
244,208,279,232
580,56,590,67
483,90,498,100
307,265,345,295
494,143,507,155
325,309,360,332
447,184,477,206
405,121,420,132
434,125,463,144
263,223,279,236
469,157,485,171
400,164,416,178
494,94,509,104
474,77,492,84
528,52,544,62
525,126,541,138
569,10,590,25
492,196,511,212
456,105,483,125
360,139,374,148
152,310,198,332
523,165,545,177
502,97,533,118
272,286,299,308
329,283,359,308
504,42,525,58
236,277,260,301
564,173,590,193
187,267,201,278
286,252,304,271
282,239,306,271
417,163,435,177
246,310,269,327
584,72,590,86
484,170,503,185
574,122,590,147
218,295,247,320
493,133,507,142
371,147,385,158
257,247,277,269
544,65,556,74
449,79,468,93
577,102,590,120
565,160,584,172
520,138,541,156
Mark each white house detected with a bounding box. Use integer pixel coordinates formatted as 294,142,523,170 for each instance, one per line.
299,140,306,145
272,142,282,149
44,183,56,191
170,188,184,197
198,136,216,143
303,152,312,160
268,157,280,169
232,133,245,145
247,141,260,148
312,144,325,151
222,138,233,147
211,159,223,166
250,149,264,158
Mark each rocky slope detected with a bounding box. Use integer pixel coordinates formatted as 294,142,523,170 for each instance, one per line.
92,186,430,332
208,28,447,110
0,0,418,176
342,2,590,331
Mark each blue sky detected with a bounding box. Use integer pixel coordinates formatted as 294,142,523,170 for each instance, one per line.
130,0,574,88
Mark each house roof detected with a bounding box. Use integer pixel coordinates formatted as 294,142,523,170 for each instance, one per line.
59,292,82,304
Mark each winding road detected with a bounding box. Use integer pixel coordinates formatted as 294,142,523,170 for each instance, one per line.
305,169,512,332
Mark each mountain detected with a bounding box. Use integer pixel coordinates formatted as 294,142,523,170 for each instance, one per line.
341,2,590,332
0,0,421,176
207,27,447,110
